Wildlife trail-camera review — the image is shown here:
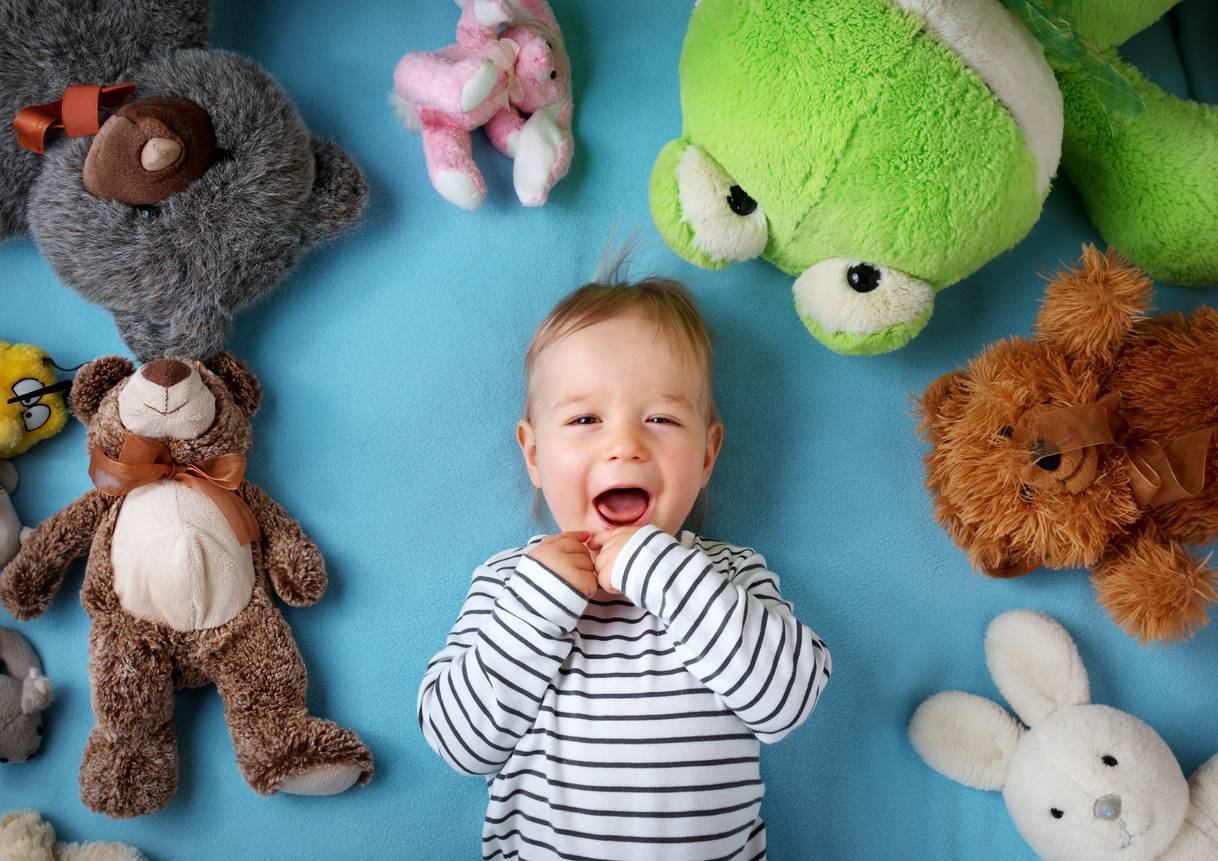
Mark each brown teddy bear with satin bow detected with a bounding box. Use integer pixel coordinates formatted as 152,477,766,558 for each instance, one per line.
0,353,372,818
918,246,1218,643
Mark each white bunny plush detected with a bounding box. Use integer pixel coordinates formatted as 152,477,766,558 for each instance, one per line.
909,609,1218,861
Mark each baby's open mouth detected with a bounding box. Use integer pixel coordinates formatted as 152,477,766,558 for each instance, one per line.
594,487,651,528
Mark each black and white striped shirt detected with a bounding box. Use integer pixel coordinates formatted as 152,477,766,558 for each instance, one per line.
418,525,831,861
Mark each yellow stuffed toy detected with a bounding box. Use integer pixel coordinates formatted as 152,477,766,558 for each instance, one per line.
0,341,68,459
1,341,69,567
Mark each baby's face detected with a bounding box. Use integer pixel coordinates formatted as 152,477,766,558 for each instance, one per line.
519,312,722,536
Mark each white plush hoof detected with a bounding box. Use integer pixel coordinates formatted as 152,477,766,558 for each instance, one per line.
475,0,511,26
460,61,498,112
434,170,485,210
278,763,363,796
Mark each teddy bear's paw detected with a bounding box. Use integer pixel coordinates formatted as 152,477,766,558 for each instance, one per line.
80,726,177,818
460,60,499,113
269,541,327,607
1095,547,1217,642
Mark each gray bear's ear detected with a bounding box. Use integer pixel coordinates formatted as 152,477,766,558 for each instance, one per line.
70,357,135,425
301,138,368,244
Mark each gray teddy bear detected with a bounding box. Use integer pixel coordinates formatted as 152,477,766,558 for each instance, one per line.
0,626,53,763
1,0,368,361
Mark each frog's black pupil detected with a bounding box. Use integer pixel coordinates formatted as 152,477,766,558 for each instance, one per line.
726,185,757,216
847,264,881,293
1050,808,1064,819
1036,452,1062,472
1102,755,1118,767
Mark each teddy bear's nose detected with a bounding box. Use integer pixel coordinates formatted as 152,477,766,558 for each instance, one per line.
141,358,191,388
1093,794,1122,821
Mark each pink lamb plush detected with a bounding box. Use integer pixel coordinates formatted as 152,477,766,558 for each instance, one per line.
392,0,573,210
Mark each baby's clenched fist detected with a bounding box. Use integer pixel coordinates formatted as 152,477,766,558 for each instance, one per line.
527,531,597,599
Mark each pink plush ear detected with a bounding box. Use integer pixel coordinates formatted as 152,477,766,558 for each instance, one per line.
512,0,561,34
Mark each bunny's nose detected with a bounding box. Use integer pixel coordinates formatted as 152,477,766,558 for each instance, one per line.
1093,794,1122,821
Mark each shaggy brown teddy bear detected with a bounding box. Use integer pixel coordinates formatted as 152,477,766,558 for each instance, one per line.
919,246,1218,643
0,354,372,817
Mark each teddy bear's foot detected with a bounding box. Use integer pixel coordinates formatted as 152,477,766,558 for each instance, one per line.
80,724,177,818
243,716,372,797
277,762,364,796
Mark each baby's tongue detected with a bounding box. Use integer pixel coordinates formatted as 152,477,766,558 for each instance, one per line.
595,488,648,525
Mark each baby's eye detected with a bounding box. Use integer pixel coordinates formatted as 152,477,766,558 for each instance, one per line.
647,416,680,425
568,415,599,426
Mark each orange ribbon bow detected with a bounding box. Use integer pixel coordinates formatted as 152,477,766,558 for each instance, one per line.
1015,392,1214,509
88,434,261,545
14,83,135,154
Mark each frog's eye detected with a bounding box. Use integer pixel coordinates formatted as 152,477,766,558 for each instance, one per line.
793,258,935,340
675,144,767,263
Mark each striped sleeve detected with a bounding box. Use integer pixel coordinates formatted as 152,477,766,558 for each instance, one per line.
610,526,831,744
417,548,590,775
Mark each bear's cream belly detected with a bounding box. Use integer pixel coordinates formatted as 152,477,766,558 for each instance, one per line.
111,481,254,631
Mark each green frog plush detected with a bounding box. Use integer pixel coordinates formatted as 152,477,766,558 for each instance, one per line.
649,0,1218,355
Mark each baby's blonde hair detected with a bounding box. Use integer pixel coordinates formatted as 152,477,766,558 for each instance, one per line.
524,255,717,421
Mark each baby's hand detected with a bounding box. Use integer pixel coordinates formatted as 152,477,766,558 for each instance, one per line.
527,531,597,599
589,527,642,596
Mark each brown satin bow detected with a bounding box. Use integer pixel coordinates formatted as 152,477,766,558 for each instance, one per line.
88,434,261,545
14,83,135,154
1014,392,1214,508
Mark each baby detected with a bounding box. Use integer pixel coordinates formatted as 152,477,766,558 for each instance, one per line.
418,268,831,860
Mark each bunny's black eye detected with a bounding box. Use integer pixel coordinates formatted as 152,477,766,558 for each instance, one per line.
550,70,557,79
1102,755,1118,767
1050,808,1064,819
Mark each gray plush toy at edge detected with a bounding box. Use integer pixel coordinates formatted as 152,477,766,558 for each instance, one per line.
1,0,368,361
0,626,53,763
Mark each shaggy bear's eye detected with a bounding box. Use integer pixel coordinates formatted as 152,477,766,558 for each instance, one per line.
1102,755,1118,767
133,204,161,220
1050,808,1064,819
21,403,50,431
999,426,1014,438
675,144,767,262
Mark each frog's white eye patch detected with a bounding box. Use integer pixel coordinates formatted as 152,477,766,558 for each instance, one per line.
794,258,934,335
676,144,768,263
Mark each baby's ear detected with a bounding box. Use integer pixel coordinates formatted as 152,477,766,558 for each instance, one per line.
204,352,262,418
909,691,1023,791
301,139,368,244
1034,246,1151,370
70,356,135,424
985,610,1090,726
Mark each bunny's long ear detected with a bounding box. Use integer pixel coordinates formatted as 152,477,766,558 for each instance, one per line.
985,610,1090,726
909,692,1023,791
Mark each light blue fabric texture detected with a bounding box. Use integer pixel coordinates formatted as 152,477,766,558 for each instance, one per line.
2,2,1215,858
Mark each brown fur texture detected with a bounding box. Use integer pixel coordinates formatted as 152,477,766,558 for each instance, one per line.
0,353,372,817
919,247,1218,642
